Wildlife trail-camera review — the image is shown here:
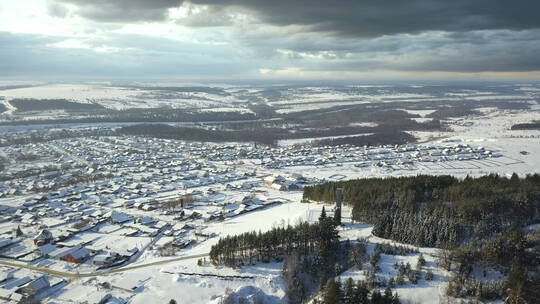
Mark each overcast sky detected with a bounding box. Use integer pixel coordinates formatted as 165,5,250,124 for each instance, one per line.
1,0,540,82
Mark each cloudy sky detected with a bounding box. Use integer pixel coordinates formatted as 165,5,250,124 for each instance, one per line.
1,0,540,82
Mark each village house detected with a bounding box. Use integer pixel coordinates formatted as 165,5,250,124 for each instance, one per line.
34,229,53,246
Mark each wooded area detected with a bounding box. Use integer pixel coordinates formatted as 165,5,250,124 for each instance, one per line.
303,174,540,247
303,174,540,302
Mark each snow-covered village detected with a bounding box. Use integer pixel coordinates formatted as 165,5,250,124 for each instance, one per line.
0,82,539,304
1,1,540,301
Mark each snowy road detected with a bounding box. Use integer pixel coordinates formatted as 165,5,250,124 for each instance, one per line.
48,143,91,166
0,252,209,279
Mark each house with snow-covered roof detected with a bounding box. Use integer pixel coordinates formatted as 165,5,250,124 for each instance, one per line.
17,275,50,298
105,211,132,224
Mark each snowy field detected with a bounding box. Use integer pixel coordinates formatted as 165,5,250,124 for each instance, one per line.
0,83,252,113
1,83,539,121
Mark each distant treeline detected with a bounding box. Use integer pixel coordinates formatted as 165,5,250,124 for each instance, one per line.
114,111,444,146
427,108,481,119
117,124,282,145
312,131,417,147
511,122,540,130
0,108,258,126
303,174,540,247
119,85,230,96
9,98,106,112
117,124,418,146
290,99,529,123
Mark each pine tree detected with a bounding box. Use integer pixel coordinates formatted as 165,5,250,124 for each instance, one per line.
425,270,434,281
366,271,378,289
15,226,23,237
383,287,393,303
416,253,426,270
352,280,369,304
392,292,401,304
396,272,405,285
320,206,327,222
323,279,341,304
334,206,341,225
343,278,355,304
371,290,382,304
505,260,527,304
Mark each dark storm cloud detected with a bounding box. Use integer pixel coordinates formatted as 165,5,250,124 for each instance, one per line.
304,49,540,74
6,0,540,78
259,29,540,73
195,0,540,37
54,0,540,37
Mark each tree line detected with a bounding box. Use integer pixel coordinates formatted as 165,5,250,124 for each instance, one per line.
511,122,540,130
303,174,540,247
210,210,353,303
209,211,339,267
315,278,400,304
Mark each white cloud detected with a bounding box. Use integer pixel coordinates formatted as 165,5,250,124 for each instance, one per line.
48,38,90,49
47,38,126,54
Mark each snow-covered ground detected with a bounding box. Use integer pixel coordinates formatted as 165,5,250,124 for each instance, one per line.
276,133,374,147
52,200,321,304
0,83,252,112
1,83,538,121
1,83,539,304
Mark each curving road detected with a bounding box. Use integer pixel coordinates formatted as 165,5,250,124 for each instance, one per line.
0,252,209,280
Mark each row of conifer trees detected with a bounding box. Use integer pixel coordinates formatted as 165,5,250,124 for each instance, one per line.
209,211,339,267
303,173,540,247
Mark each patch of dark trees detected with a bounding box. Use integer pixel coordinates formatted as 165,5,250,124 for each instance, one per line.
117,85,230,96
316,277,400,304
427,108,481,119
210,210,404,304
0,84,40,91
445,229,540,302
247,103,278,119
511,122,540,130
311,132,417,147
291,108,418,128
303,174,540,248
210,213,349,303
116,123,419,147
9,98,106,112
117,124,282,145
287,97,530,123
1,106,258,126
113,109,445,147
209,215,340,268
303,174,540,302
302,109,444,133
